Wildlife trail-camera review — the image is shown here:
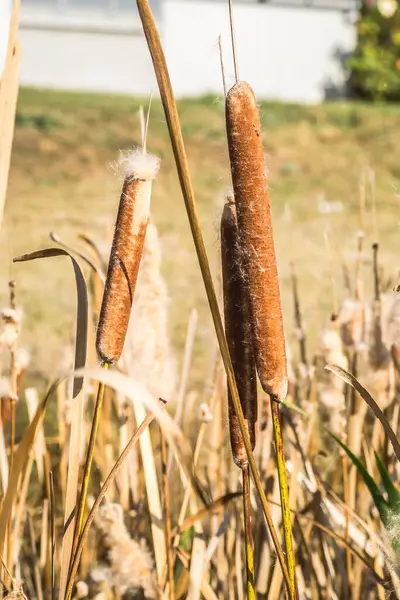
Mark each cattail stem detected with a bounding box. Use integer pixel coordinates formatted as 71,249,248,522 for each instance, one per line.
160,428,174,600
271,399,298,600
135,1,292,595
242,466,255,600
67,363,109,599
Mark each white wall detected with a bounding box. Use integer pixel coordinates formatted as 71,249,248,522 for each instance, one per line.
3,0,356,102
164,0,356,102
19,28,157,95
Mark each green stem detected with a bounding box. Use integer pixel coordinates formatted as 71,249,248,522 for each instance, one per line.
242,466,256,600
66,364,108,600
271,399,298,600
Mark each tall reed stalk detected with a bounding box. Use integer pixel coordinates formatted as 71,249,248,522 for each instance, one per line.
135,0,292,595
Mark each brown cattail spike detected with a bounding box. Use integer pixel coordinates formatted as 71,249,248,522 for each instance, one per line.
96,151,160,364
221,199,257,468
226,82,287,402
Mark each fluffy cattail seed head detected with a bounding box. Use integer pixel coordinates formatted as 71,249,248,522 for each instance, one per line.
221,199,257,468
96,151,159,364
226,82,287,401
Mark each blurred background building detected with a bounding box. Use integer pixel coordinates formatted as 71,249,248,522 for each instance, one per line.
2,0,357,102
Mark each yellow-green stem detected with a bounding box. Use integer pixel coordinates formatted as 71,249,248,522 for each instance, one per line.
271,399,298,600
242,466,255,600
66,362,109,600
135,0,292,595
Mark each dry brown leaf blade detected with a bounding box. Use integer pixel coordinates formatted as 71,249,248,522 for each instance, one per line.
13,248,88,397
326,364,400,462
0,384,53,565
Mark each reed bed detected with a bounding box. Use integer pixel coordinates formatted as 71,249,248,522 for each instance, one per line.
2,1,400,599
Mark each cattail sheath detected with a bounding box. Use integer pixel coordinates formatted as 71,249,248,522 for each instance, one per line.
225,82,287,402
96,150,160,364
221,199,257,468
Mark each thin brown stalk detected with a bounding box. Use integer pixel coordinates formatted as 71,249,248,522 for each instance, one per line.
161,428,174,600
228,0,239,83
135,1,291,594
218,35,227,97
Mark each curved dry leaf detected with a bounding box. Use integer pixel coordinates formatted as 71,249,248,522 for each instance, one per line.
50,232,106,283
78,232,108,273
13,248,88,398
171,492,241,537
326,364,400,462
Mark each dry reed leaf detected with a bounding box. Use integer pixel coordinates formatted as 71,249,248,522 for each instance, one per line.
115,392,130,510
171,492,241,537
58,387,85,600
25,388,45,484
175,547,219,600
0,384,53,566
173,308,198,428
203,512,232,569
13,248,88,397
78,232,109,273
188,497,205,600
50,232,106,283
130,397,165,584
0,0,21,232
326,364,400,462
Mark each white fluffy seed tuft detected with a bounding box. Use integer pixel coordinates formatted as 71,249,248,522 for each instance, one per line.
119,149,160,181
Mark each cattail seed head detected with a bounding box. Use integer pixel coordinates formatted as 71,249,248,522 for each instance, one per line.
221,199,257,468
225,82,287,401
96,150,159,364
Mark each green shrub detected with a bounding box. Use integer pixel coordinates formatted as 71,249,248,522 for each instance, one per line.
348,4,400,101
